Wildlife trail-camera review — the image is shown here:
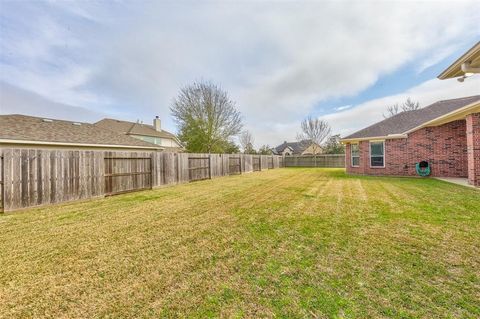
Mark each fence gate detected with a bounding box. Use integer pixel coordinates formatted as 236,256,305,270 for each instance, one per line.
253,156,261,171
104,155,152,195
228,156,241,175
188,156,211,182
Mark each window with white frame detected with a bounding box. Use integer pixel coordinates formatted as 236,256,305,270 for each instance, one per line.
351,143,359,167
370,141,384,167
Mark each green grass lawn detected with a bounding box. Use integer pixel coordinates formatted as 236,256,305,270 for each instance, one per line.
0,168,479,318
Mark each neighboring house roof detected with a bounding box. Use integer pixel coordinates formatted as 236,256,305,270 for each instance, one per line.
0,114,160,149
342,95,480,141
95,118,178,140
273,140,316,154
438,41,480,80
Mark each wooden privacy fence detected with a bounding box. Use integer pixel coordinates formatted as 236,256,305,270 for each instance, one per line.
1,149,105,212
284,154,345,168
253,156,261,171
0,149,283,212
228,156,241,175
104,152,153,195
188,155,211,182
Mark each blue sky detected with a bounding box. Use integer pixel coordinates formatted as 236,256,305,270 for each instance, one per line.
0,0,479,147
313,43,479,115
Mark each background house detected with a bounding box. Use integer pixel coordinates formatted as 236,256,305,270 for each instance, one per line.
95,116,183,152
0,114,160,151
341,96,480,187
272,140,322,156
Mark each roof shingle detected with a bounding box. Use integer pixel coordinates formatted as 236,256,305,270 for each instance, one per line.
0,114,160,148
273,140,314,154
95,118,177,140
343,95,480,140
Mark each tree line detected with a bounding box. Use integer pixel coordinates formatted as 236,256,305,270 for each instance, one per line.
170,80,345,154
170,80,418,154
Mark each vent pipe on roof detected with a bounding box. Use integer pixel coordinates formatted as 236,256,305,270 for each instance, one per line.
153,116,161,131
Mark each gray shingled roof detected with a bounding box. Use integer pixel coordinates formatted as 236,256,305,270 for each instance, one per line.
0,114,160,148
95,118,178,140
273,140,312,154
343,95,480,140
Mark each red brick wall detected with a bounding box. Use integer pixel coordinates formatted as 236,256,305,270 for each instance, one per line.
466,113,480,186
345,120,468,177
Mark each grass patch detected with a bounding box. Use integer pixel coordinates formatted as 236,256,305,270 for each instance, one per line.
0,168,479,318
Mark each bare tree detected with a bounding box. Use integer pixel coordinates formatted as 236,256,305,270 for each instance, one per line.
171,81,243,153
239,130,255,154
383,97,420,118
297,117,331,164
402,97,420,112
383,103,400,118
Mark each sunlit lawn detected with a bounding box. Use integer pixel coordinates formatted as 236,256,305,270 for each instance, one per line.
0,168,479,318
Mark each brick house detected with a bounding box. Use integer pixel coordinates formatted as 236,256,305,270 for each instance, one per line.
341,96,480,187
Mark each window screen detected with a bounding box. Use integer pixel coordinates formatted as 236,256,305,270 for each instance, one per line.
351,144,360,167
370,141,384,167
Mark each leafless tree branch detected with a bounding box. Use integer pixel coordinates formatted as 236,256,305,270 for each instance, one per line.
296,117,331,155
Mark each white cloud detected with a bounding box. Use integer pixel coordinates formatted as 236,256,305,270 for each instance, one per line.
1,1,479,147
0,82,107,122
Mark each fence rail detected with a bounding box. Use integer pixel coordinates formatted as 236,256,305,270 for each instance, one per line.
228,156,241,175
104,151,152,195
284,154,345,168
188,156,211,182
0,149,284,212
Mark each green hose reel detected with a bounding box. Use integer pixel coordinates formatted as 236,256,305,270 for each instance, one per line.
415,161,431,177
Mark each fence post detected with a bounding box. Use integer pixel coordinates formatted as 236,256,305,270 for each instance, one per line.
150,152,154,189
209,155,212,180
2,149,292,212
240,154,243,174
0,150,3,213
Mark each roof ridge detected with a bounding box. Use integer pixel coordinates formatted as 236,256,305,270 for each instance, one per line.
0,114,160,148
101,118,156,129
0,113,92,125
342,95,480,140
436,95,480,103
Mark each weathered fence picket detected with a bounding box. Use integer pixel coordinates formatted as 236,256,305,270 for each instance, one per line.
188,155,210,182
1,149,105,211
0,149,284,212
104,152,152,195
253,156,261,171
284,154,345,168
228,156,241,175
